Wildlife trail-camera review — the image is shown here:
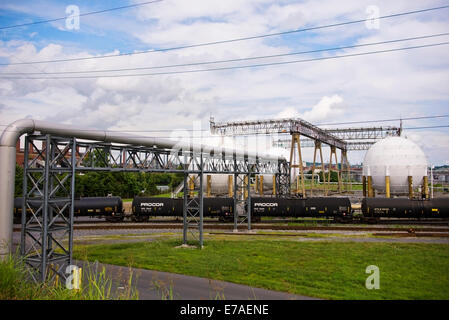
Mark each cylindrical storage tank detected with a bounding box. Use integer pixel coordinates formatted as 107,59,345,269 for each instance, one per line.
363,137,428,195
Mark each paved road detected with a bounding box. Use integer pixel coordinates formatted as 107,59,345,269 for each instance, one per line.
76,261,318,300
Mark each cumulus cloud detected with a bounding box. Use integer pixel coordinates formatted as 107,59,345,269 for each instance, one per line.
277,94,344,122
0,0,448,164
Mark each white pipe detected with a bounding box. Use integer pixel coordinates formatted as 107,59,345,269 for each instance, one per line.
0,119,285,258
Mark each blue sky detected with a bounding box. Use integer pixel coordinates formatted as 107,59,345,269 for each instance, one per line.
0,0,448,165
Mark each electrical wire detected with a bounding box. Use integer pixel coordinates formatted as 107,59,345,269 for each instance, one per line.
317,114,449,126
0,0,164,30
1,41,448,79
1,4,448,66
2,32,448,76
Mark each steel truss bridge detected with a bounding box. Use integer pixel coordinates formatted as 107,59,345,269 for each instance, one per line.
210,117,401,195
273,127,401,151
0,119,289,283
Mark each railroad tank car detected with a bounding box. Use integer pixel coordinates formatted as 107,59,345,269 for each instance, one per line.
74,197,124,220
132,197,234,220
251,197,302,217
422,198,449,218
304,197,352,218
13,196,124,222
361,197,449,219
251,197,351,219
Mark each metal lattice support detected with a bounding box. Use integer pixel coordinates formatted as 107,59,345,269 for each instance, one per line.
182,153,204,247
20,135,75,283
233,173,251,232
14,133,287,280
275,161,291,198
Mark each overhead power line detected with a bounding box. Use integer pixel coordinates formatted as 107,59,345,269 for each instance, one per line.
2,32,448,76
0,0,164,30
317,114,449,126
1,116,448,133
1,41,448,79
403,125,449,130
1,4,448,66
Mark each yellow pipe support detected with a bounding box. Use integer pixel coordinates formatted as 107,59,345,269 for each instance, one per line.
259,175,264,195
244,176,248,200
255,175,259,193
362,176,367,197
272,175,276,195
367,176,373,198
385,176,391,198
206,175,211,197
228,175,233,198
423,176,429,199
408,176,413,199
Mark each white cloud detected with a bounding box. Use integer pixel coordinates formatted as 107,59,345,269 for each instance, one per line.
1,0,448,165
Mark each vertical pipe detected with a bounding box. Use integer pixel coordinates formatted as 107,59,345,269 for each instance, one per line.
408,176,413,199
68,138,76,266
259,175,263,195
272,175,276,196
0,146,16,260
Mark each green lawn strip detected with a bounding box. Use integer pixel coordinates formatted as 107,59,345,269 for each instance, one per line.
73,240,449,300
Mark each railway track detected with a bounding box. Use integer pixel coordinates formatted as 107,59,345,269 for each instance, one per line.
14,222,449,234
70,217,449,226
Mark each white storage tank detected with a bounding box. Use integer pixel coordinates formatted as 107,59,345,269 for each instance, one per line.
363,136,428,194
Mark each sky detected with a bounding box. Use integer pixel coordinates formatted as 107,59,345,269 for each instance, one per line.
0,0,448,166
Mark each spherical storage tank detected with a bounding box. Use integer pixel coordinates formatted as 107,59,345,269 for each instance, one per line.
363,136,428,194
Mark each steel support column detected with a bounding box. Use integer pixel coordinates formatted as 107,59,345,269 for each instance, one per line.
20,135,75,283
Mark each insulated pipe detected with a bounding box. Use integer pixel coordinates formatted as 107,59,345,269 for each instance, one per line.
0,119,286,258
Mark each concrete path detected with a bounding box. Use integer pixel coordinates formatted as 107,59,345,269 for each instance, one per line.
76,261,318,300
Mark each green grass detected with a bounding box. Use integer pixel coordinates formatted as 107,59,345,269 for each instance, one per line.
73,239,449,300
0,254,138,300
